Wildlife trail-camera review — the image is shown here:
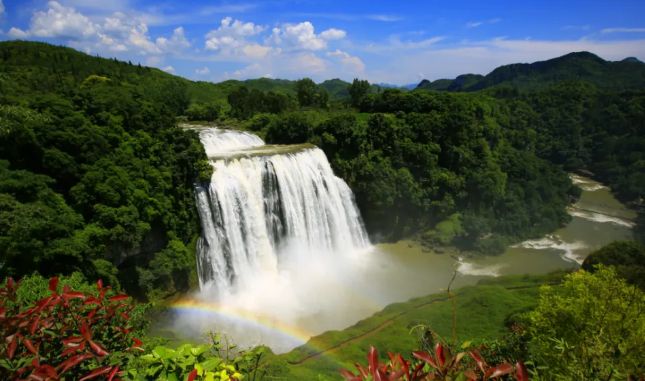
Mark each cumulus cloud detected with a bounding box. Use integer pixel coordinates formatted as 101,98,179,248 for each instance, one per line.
156,27,191,52
195,66,210,75
320,28,346,40
8,27,30,39
270,22,346,51
8,1,191,58
162,65,175,73
205,17,264,50
21,1,97,38
327,49,365,73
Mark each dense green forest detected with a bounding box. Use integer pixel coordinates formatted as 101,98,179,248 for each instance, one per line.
0,41,211,299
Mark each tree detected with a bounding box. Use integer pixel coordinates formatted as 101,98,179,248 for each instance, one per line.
295,78,328,108
296,78,318,107
582,240,645,289
526,267,644,380
348,78,370,107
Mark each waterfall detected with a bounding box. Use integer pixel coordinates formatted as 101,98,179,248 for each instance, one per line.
195,127,370,294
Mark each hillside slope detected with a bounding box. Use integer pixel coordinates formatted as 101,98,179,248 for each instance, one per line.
416,51,645,92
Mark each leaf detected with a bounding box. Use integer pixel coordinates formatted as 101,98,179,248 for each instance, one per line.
89,340,109,356
49,277,59,293
7,336,18,359
23,338,38,355
108,366,120,381
29,317,41,335
469,350,487,373
187,368,198,381
109,294,129,302
35,364,58,379
435,343,446,368
368,346,379,371
413,351,438,369
515,361,529,381
57,354,93,375
63,291,86,300
131,337,143,349
201,357,222,372
153,346,177,360
485,363,513,379
80,366,112,381
63,336,84,346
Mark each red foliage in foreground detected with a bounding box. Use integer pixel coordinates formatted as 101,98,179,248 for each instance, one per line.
0,277,143,380
341,344,528,381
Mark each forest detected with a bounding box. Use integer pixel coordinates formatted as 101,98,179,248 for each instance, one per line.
1,41,644,380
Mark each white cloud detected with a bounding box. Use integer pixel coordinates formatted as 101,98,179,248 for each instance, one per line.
8,27,30,39
8,2,192,58
320,28,346,40
162,65,175,73
366,14,401,22
269,22,346,51
327,49,365,73
156,27,191,52
242,43,272,58
466,18,501,29
29,1,97,38
601,27,645,34
204,17,266,58
0,0,5,15
195,66,210,75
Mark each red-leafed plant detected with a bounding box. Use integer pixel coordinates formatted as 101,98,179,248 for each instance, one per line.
0,276,144,380
341,344,529,381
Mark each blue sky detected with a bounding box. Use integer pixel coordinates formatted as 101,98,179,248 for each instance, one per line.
1,0,644,84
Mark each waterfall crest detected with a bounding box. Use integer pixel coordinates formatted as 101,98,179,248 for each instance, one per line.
195,127,370,294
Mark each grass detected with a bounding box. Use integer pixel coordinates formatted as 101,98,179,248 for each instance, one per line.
260,272,565,380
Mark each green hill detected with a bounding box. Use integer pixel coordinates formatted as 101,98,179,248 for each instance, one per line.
416,51,645,92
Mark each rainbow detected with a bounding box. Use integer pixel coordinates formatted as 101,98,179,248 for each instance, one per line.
170,298,316,349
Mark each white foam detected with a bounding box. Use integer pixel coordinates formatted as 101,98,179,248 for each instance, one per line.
456,258,503,277
514,234,587,264
567,207,635,228
569,174,607,192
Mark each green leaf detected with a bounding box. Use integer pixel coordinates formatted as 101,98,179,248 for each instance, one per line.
153,346,177,360
190,345,208,357
201,357,222,372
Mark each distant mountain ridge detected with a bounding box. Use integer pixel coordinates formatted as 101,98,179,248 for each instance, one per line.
416,51,645,92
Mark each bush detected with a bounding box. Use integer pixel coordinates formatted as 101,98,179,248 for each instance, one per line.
581,240,645,289
526,266,645,380
342,342,528,381
0,275,145,380
127,336,265,381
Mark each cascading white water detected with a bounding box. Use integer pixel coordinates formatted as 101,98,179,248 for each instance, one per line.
194,127,370,294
